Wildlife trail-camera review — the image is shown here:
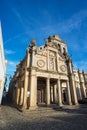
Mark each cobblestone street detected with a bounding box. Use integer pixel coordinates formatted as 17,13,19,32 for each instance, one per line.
0,104,87,130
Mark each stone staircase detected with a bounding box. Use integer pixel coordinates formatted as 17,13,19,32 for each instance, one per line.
24,104,62,114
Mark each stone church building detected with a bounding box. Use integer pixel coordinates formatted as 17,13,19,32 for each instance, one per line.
9,35,87,110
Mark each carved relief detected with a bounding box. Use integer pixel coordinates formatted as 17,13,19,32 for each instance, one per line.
49,58,54,70
60,65,66,72
37,60,45,68
74,73,79,82
59,57,64,62
43,51,47,56
46,42,57,48
36,50,47,56
75,75,79,81
49,51,55,57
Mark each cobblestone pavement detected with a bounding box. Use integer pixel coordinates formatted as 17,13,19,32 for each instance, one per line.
0,105,87,130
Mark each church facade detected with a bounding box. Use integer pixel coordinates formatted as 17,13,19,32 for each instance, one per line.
9,35,87,110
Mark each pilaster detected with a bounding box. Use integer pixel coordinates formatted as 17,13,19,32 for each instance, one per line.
57,79,62,106
29,68,37,108
19,87,23,105
53,84,57,103
16,87,20,105
22,71,29,108
47,49,49,70
80,82,86,98
46,78,50,105
67,59,78,105
56,52,59,72
67,81,72,105
22,52,30,108
70,75,78,105
78,70,86,98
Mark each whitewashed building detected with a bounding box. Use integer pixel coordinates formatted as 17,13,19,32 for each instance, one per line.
0,22,7,104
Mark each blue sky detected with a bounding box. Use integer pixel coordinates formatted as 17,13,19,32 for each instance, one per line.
0,0,87,84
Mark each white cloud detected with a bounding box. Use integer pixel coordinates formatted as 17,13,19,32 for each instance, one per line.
60,10,87,32
4,32,29,44
8,61,17,66
10,6,26,28
40,9,87,34
5,49,16,54
7,60,19,67
6,60,19,76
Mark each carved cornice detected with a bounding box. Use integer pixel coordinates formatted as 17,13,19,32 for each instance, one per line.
36,69,58,74
27,67,38,71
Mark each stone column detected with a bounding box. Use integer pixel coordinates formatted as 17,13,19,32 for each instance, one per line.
22,52,30,109
16,87,20,105
68,61,73,74
70,75,78,105
67,81,72,105
82,71,87,98
80,82,86,98
56,52,59,72
78,70,86,98
22,71,29,108
67,59,78,105
19,87,21,105
47,49,49,70
19,87,23,105
53,84,57,103
46,78,50,105
15,87,18,104
57,79,62,106
29,69,37,108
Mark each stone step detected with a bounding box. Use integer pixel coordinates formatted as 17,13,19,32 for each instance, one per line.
24,109,57,115
17,104,85,113
24,105,61,114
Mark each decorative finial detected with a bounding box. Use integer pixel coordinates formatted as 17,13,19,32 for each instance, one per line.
30,39,36,47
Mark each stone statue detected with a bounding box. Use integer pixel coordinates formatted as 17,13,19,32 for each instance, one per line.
30,39,36,48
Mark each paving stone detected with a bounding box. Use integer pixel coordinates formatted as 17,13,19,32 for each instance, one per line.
0,105,87,130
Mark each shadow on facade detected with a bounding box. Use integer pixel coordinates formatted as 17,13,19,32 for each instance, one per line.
1,93,13,107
